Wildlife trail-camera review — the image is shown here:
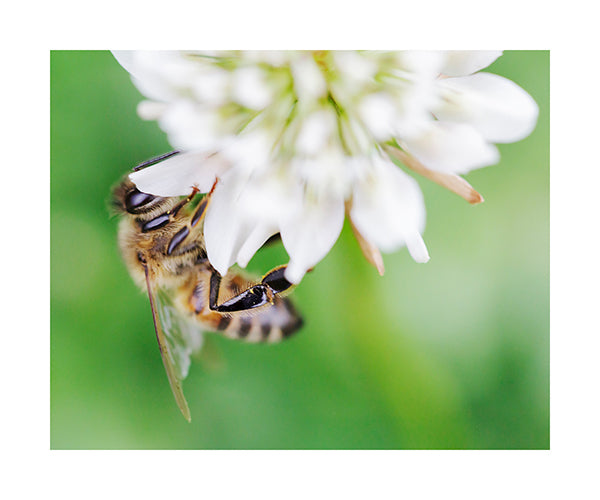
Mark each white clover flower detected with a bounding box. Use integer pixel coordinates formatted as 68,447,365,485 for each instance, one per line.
113,50,538,284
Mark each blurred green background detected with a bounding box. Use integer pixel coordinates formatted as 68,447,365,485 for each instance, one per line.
50,51,549,449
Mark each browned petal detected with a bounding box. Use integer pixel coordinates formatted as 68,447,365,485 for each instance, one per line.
346,202,385,276
383,145,484,205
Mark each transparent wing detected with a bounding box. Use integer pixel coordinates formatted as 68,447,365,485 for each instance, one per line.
155,287,204,380
143,267,204,422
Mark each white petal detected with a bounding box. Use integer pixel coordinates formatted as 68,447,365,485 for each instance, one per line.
231,67,273,110
280,190,345,284
350,156,428,258
129,151,229,197
358,92,398,141
203,174,251,276
158,100,221,151
190,67,229,105
331,51,378,97
388,65,440,140
114,51,196,102
112,50,136,75
401,122,499,174
334,51,378,82
137,100,167,120
295,109,336,155
341,114,375,155
232,173,303,268
220,130,273,173
236,223,279,268
441,51,503,76
394,51,446,76
405,232,430,263
290,151,355,200
436,72,539,143
290,54,327,102
204,171,290,275
241,50,291,67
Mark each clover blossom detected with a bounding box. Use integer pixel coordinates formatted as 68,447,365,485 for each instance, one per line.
113,50,538,284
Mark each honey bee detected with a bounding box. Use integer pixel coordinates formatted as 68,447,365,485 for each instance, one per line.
111,153,303,421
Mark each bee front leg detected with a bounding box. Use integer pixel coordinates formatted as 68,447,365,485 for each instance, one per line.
165,180,218,256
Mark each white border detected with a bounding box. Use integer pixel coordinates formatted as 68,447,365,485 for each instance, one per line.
4,1,600,497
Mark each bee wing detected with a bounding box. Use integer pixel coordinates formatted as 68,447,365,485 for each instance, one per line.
155,287,204,380
143,267,203,422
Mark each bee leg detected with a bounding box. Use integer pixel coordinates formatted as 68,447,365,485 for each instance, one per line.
142,186,201,235
208,270,273,313
189,195,209,228
208,265,294,313
261,265,294,295
171,186,201,215
166,180,218,256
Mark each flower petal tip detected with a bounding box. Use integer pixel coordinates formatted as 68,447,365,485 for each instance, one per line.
368,249,386,276
367,247,385,276
407,233,430,263
469,191,485,205
283,265,305,286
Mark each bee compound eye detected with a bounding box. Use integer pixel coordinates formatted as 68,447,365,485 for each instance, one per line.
125,188,156,213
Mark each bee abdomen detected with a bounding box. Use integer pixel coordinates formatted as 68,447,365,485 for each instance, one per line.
222,318,302,343
202,299,302,343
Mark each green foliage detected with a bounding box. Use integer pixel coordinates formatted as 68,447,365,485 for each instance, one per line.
50,51,549,449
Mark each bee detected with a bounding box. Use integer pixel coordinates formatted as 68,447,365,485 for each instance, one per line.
111,153,303,421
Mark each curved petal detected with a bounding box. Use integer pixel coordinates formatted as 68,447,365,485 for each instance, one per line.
232,172,305,269
436,72,539,143
158,99,221,151
129,151,229,197
203,173,251,276
280,189,345,284
111,51,136,75
400,122,499,174
113,51,194,102
350,156,428,261
203,171,288,276
441,51,503,76
405,232,430,263
235,222,280,268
